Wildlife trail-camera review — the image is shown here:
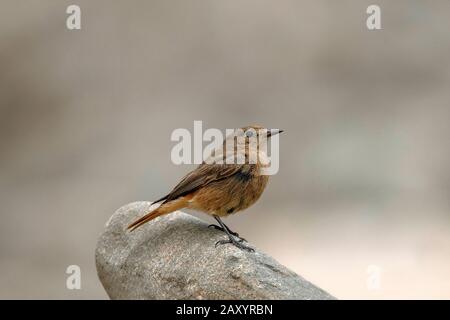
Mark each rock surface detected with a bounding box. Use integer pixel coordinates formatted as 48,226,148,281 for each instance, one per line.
96,202,335,300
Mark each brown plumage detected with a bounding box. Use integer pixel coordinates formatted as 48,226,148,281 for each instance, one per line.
127,125,283,251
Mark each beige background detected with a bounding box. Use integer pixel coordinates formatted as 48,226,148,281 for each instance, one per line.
1,0,449,299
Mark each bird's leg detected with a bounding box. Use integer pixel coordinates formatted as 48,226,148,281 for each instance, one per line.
209,216,247,242
212,216,254,252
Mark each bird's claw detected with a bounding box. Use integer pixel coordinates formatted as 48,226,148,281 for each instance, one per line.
208,224,223,231
208,224,247,242
215,239,255,252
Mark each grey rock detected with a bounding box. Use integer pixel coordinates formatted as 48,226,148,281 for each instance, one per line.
96,201,335,300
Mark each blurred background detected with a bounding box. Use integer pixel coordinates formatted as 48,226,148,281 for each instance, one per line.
1,0,450,299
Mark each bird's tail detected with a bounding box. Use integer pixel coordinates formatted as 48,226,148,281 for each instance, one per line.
127,197,188,231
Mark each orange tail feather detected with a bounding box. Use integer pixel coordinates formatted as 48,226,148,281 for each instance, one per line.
127,198,189,231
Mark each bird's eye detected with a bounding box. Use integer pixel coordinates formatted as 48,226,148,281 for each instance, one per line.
245,131,254,138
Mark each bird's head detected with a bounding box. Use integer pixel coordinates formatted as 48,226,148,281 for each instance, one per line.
205,125,283,165
237,125,284,141
217,125,283,164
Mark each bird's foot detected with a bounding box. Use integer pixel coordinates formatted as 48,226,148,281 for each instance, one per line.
215,238,255,252
208,224,246,242
208,224,223,231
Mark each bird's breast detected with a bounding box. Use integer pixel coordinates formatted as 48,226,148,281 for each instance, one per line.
235,174,269,211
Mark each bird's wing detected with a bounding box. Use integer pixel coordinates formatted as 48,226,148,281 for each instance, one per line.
159,164,245,203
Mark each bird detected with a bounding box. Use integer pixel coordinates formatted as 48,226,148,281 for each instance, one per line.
127,125,283,251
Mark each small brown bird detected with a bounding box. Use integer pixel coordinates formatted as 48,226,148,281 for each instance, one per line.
127,125,283,251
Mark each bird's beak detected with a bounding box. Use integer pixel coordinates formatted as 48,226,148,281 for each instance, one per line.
267,129,284,137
